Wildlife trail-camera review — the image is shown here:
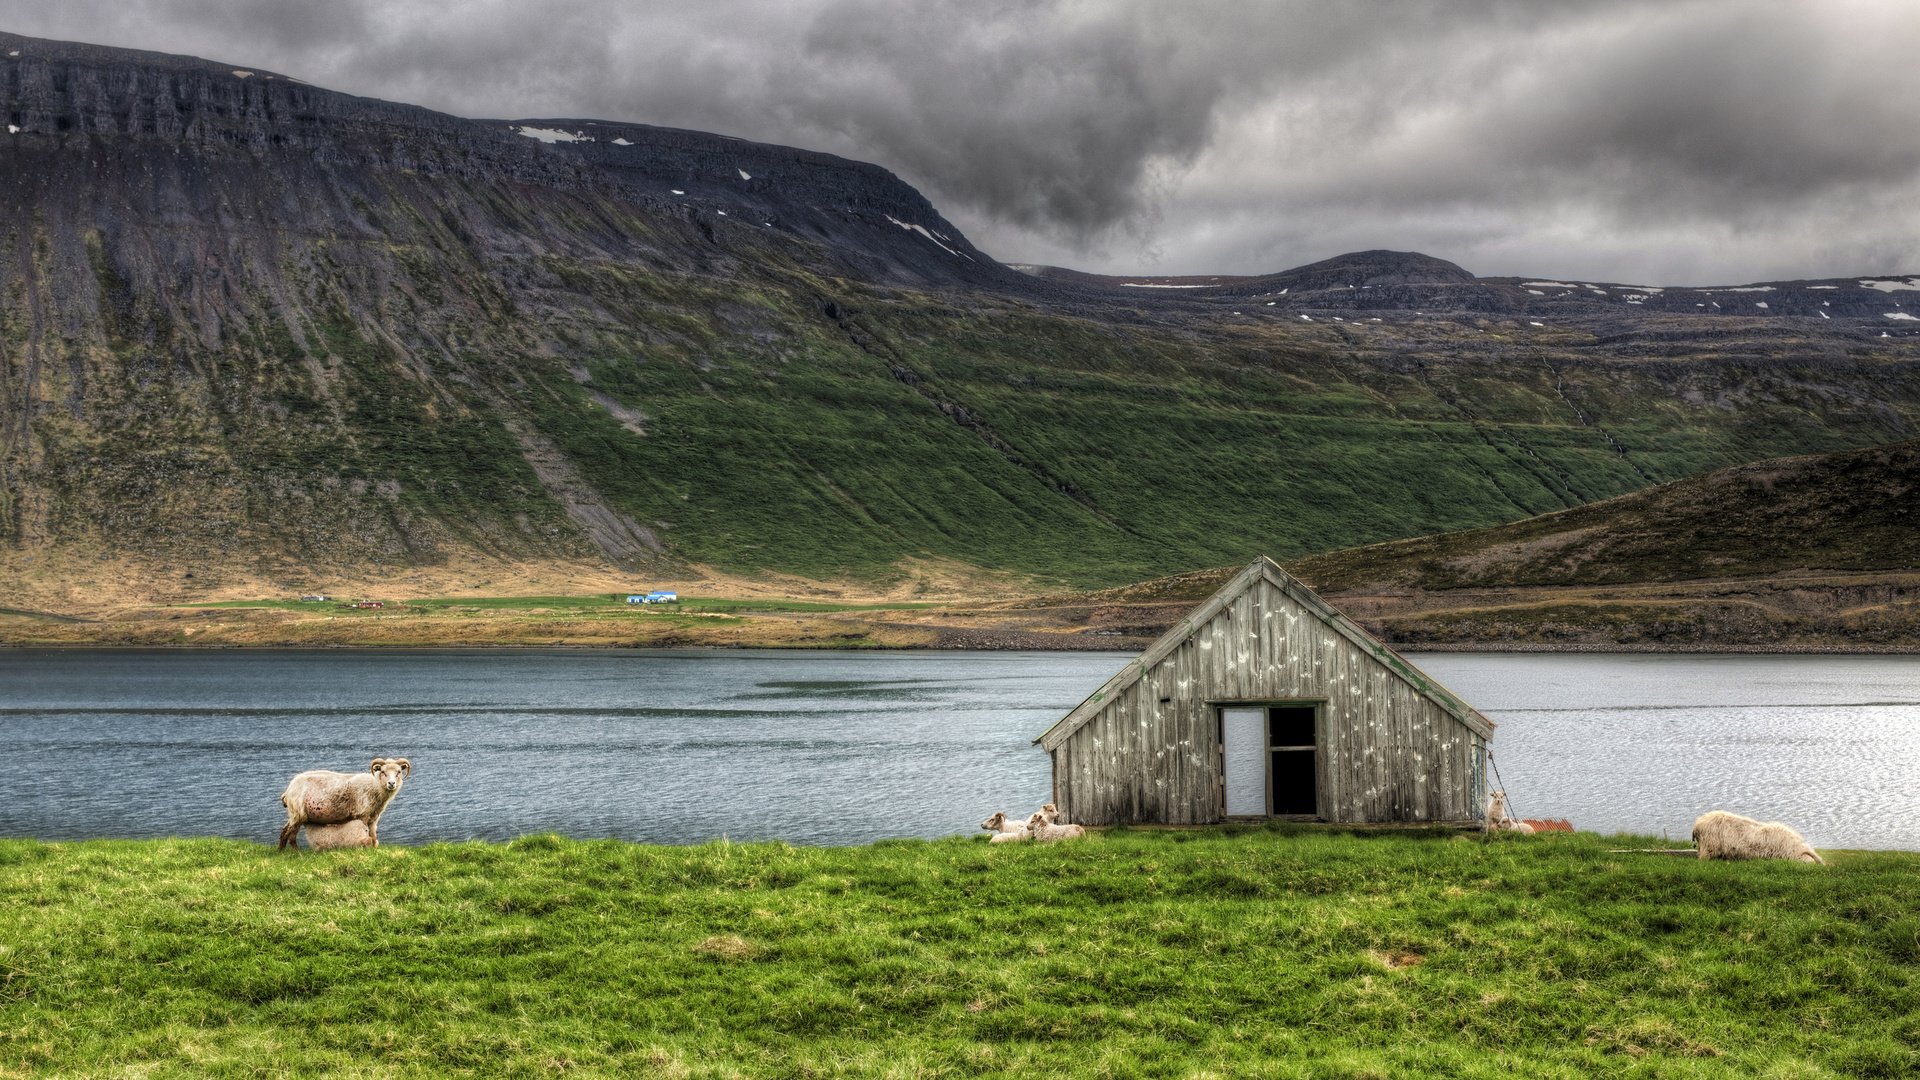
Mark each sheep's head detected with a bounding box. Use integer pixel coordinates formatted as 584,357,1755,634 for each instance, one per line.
369,758,411,794
1041,803,1059,824
1027,812,1047,831
1487,790,1509,818
980,812,1007,832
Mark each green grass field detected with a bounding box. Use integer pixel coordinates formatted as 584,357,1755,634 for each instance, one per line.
2,828,1913,1077
186,596,937,615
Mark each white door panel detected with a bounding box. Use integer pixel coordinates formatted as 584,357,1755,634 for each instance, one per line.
1221,706,1266,816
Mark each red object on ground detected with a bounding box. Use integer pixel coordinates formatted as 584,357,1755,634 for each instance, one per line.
1522,818,1575,833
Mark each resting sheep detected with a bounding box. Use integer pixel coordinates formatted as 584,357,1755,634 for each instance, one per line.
1026,811,1085,841
1691,810,1825,864
278,758,411,851
1486,790,1534,834
981,804,1060,843
980,811,1028,838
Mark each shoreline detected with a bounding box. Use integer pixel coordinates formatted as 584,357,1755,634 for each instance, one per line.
4,637,1918,655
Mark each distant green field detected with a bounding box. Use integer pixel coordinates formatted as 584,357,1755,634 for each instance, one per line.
184,595,940,614
2,829,1912,1076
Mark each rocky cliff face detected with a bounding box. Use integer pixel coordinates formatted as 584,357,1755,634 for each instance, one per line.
0,31,1013,583
0,32,1008,286
2,31,1917,599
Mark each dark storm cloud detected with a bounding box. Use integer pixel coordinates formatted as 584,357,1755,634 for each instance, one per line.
6,0,1918,281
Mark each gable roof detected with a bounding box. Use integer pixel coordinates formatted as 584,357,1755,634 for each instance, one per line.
1035,556,1494,751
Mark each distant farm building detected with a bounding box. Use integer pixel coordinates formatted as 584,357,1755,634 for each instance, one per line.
626,591,680,604
1036,557,1491,826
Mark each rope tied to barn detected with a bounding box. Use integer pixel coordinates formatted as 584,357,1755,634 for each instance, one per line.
1488,750,1514,818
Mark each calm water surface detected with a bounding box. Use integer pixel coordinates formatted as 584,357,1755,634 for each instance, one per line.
2,649,1916,849
1415,652,1920,850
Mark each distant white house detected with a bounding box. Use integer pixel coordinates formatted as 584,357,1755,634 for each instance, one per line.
625,591,680,604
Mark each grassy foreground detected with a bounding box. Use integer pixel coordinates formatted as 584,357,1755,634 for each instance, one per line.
2,830,1916,1078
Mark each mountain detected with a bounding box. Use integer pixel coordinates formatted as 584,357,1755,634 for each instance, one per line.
1020,249,1920,323
1284,439,1920,650
1294,438,1920,593
1012,439,1920,650
3,31,1919,608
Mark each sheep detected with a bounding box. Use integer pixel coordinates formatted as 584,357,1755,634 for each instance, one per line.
1691,810,1825,864
1026,811,1085,841
1486,790,1534,834
278,757,411,851
980,811,1028,837
981,804,1059,842
302,819,374,850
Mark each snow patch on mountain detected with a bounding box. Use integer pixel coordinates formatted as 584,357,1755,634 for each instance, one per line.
516,126,586,143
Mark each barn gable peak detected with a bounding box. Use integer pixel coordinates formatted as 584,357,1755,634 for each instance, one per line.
1035,556,1492,751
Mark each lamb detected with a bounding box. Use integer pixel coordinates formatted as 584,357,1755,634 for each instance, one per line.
1691,810,1825,864
278,757,411,851
1486,790,1534,834
1026,811,1085,841
302,819,375,850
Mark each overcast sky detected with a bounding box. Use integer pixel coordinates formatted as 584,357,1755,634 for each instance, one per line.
7,0,1920,283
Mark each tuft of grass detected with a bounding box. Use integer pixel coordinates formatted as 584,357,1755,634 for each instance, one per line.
1,828,1914,1076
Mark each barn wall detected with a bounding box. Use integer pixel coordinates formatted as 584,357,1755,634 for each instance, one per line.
1053,576,1485,826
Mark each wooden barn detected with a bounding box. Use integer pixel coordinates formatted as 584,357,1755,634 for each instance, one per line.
1036,557,1492,826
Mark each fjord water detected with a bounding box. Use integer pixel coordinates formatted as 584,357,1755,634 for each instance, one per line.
2,650,1916,849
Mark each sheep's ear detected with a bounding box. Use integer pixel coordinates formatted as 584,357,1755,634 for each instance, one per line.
370,759,386,773
397,759,411,775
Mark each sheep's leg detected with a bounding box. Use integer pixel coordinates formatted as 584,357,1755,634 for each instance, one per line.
278,820,301,851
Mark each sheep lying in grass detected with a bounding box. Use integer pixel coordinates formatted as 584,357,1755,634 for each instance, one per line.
1692,810,1825,864
980,811,1028,839
1486,790,1534,834
982,804,1061,843
303,820,374,850
278,758,411,851
1026,811,1085,841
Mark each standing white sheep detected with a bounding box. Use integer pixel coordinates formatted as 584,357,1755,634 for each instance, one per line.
1691,810,1825,864
278,758,411,851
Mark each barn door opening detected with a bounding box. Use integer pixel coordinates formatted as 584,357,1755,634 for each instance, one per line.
1268,705,1319,815
1219,703,1320,818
